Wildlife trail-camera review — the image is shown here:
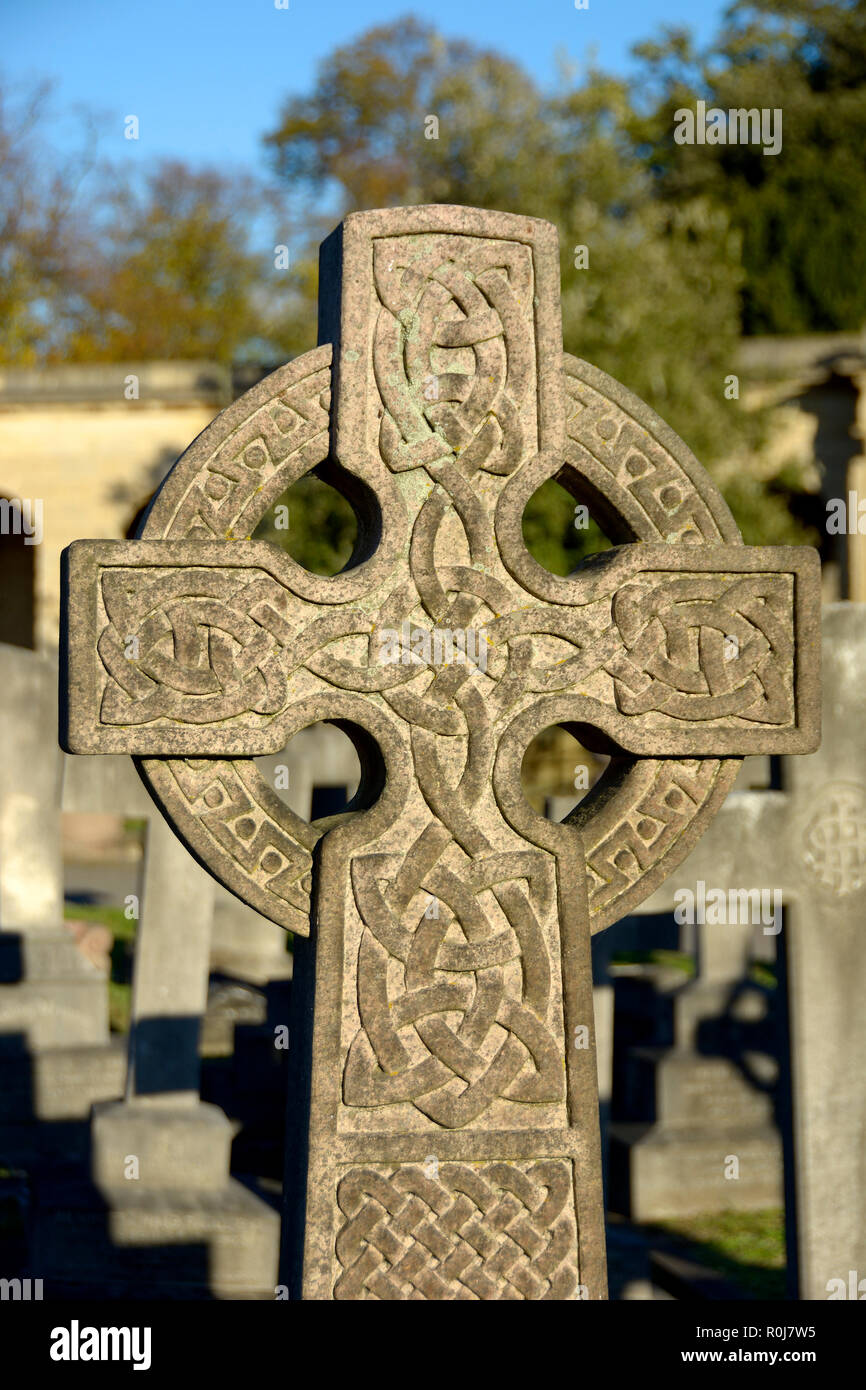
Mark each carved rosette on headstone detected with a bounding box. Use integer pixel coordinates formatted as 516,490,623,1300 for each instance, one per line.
61,206,821,1300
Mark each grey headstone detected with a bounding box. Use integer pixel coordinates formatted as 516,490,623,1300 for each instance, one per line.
0,644,63,928
0,647,123,1158
38,763,280,1297
610,870,783,1220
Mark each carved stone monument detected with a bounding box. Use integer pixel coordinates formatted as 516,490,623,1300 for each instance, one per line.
61,205,821,1299
0,643,124,1166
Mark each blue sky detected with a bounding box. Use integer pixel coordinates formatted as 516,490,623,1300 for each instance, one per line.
4,0,726,173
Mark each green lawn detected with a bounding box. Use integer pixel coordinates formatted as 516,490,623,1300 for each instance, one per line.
651,1208,787,1299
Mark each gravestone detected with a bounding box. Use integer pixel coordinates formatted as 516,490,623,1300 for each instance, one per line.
36,749,280,1297
61,205,820,1299
208,884,292,992
614,604,863,1300
608,960,783,1222
0,644,124,1164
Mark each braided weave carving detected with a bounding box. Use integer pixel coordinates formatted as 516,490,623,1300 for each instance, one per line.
334,1161,578,1300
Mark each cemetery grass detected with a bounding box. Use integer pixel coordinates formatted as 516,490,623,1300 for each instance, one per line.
63,902,134,1033
612,949,694,975
649,1209,786,1300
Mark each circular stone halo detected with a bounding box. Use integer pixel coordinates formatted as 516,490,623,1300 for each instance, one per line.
136,346,742,936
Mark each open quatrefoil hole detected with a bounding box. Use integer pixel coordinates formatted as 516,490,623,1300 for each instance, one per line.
521,724,611,820
253,460,377,576
254,720,382,825
522,477,616,576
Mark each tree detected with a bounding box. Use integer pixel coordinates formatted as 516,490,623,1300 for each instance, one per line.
632,0,866,333
0,80,95,365
0,80,305,368
265,20,814,569
264,17,556,214
65,162,287,364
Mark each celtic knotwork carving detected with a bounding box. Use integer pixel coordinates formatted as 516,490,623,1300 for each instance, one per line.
802,782,866,898
153,353,332,541
557,353,798,928
66,342,810,937
562,355,737,547
344,829,561,1128
138,759,315,932
373,235,536,478
96,559,387,732
581,759,726,913
91,553,800,751
334,1161,577,1300
61,205,822,1301
609,573,793,724
99,567,293,725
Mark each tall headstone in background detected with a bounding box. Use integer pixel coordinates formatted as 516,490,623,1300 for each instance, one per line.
782,604,866,1300
0,645,123,1163
0,645,63,929
61,204,821,1299
848,453,866,601
209,883,293,990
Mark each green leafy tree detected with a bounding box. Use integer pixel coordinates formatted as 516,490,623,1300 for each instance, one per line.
264,17,556,214
254,474,356,575
265,19,814,568
0,90,303,368
66,162,284,364
632,1,866,333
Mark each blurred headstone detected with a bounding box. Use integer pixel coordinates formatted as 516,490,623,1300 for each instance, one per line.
0,645,123,1163
609,766,784,1219
36,808,280,1297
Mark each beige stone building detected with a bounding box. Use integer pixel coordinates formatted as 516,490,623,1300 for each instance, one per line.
0,362,231,650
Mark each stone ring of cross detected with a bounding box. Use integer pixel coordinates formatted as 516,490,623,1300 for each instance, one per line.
62,205,820,1300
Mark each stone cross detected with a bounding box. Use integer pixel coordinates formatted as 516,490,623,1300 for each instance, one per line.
0,643,121,1170
61,205,821,1300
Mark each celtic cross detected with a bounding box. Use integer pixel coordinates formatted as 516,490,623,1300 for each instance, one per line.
61,206,820,1300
